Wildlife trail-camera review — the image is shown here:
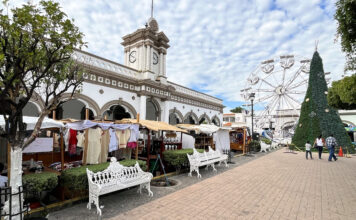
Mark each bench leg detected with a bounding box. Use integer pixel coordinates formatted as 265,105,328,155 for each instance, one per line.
211,163,217,172
88,194,102,216
137,184,142,194
188,165,196,177
196,167,201,178
224,159,229,168
145,182,153,197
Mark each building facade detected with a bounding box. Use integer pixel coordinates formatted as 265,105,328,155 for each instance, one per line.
22,17,224,125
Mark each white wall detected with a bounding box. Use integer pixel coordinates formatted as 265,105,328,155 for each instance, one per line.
82,82,139,111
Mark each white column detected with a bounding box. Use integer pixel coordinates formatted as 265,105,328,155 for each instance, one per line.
124,51,128,66
139,95,147,120
148,46,152,71
164,101,170,123
159,52,163,75
146,45,150,71
163,54,166,76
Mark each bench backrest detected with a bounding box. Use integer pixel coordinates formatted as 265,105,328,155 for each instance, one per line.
87,157,144,186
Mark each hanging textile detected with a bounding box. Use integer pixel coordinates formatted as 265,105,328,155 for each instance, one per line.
76,132,85,148
69,129,77,155
127,126,139,149
66,120,138,131
85,127,102,164
109,128,118,152
116,129,131,149
63,128,70,151
100,130,110,163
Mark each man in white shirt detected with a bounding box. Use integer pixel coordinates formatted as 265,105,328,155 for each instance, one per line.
0,163,8,188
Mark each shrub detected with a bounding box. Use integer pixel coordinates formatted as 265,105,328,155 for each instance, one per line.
163,149,204,170
289,143,296,151
60,159,146,192
261,137,271,145
248,140,261,152
23,172,58,194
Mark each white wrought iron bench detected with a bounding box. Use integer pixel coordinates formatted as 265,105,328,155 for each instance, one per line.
86,157,153,216
187,147,228,178
260,141,271,152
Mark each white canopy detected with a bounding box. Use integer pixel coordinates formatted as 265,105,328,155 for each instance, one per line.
0,116,65,130
177,124,231,134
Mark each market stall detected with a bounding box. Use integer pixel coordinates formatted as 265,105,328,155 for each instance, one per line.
116,118,187,170
177,124,231,152
228,126,250,153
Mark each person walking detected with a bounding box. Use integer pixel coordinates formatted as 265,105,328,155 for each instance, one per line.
314,135,324,159
305,141,312,160
326,134,338,162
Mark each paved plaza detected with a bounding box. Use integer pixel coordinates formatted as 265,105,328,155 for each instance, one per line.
113,149,356,220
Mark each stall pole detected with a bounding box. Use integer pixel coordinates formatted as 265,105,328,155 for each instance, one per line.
83,129,89,165
135,113,140,160
135,140,138,160
147,129,151,171
179,132,183,150
243,129,246,154
52,110,56,121
52,131,55,164
60,133,64,171
7,142,11,185
85,108,89,120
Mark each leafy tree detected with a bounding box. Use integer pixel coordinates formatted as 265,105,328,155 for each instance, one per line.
230,106,245,113
0,0,85,216
328,74,356,109
292,51,352,153
334,0,356,71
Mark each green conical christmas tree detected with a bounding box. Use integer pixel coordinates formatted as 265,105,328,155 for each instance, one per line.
292,51,352,152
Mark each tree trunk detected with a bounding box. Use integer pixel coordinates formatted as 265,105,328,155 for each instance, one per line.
3,146,23,220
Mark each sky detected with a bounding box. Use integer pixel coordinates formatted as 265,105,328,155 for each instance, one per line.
3,0,349,113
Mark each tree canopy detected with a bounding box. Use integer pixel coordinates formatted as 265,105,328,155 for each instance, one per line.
334,0,356,71
0,0,85,148
230,106,245,113
327,74,356,110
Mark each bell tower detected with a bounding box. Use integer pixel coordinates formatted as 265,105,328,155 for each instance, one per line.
121,16,169,83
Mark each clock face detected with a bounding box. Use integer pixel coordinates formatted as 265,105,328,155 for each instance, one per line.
152,52,158,65
129,51,136,63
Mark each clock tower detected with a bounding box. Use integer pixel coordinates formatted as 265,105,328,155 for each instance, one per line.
122,17,170,83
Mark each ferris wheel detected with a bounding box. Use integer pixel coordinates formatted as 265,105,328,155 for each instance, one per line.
241,55,311,136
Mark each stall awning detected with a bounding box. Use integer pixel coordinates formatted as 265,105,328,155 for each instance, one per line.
0,116,65,130
116,119,187,133
177,124,231,134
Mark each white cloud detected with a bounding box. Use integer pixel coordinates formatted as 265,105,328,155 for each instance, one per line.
2,0,349,110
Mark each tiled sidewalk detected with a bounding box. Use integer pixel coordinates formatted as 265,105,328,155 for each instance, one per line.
113,150,356,220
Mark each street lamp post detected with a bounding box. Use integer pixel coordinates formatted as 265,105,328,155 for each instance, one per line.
250,93,255,141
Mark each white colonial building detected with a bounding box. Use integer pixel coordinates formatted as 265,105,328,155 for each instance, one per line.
22,17,224,125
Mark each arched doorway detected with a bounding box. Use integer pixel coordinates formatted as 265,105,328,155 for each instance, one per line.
169,113,180,125
23,102,40,117
49,99,95,120
212,117,220,126
199,117,208,124
146,100,160,121
103,105,131,120
184,115,196,124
